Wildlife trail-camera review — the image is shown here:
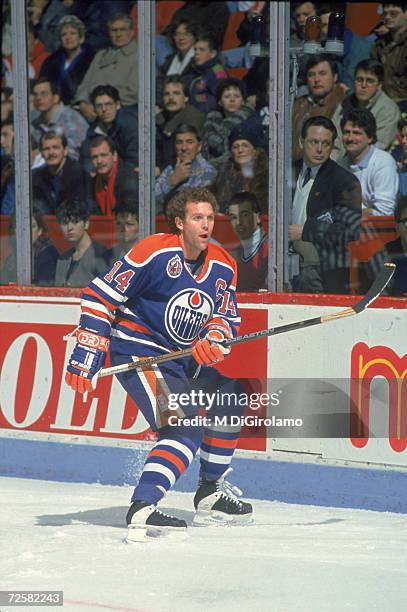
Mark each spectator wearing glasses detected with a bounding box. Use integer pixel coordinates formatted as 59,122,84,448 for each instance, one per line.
31,77,88,161
332,59,400,159
74,13,138,123
80,85,138,173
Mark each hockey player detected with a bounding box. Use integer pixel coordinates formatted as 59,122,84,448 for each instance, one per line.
65,186,253,540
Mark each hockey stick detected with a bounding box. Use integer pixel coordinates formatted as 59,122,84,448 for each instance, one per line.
98,263,395,379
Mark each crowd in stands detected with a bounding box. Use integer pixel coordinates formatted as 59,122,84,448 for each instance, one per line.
1,1,406,296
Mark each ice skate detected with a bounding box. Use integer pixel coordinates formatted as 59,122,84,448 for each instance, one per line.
193,468,253,526
125,500,188,542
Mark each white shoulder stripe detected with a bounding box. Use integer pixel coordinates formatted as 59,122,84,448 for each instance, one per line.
124,246,183,268
93,277,126,303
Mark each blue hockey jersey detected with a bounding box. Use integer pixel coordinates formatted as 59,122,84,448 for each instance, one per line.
79,233,241,355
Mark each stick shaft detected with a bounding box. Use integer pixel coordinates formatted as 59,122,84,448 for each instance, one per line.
98,264,395,379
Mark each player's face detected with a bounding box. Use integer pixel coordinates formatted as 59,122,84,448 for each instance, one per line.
301,125,334,166
307,61,337,99
176,201,215,259
342,121,372,160
228,202,260,241
175,132,201,162
116,212,139,245
354,69,381,103
41,137,68,169
94,94,120,125
60,218,89,243
295,2,316,30
90,142,117,175
220,86,244,113
163,83,188,112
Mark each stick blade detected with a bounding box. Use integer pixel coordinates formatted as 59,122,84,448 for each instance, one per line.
352,263,396,313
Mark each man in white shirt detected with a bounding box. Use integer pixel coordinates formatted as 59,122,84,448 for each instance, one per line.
340,108,398,216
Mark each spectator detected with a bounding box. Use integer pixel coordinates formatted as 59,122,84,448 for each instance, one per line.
288,116,361,294
162,1,229,51
155,124,216,212
87,135,138,216
1,115,14,156
5,22,50,81
364,195,407,296
236,2,269,104
392,118,407,195
80,84,138,173
74,12,138,123
211,122,269,213
32,130,89,215
156,76,205,170
39,15,95,106
156,19,198,106
340,108,399,216
332,59,400,158
201,78,254,168
189,32,228,114
28,0,70,53
31,77,88,161
371,2,407,106
54,198,109,288
0,205,59,286
226,191,268,292
292,55,346,161
1,87,13,121
108,197,139,263
290,2,317,95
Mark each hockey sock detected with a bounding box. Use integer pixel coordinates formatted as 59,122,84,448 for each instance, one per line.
199,425,240,481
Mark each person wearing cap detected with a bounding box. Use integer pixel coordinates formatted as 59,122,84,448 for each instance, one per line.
39,15,95,106
210,122,269,213
155,123,217,212
201,78,254,168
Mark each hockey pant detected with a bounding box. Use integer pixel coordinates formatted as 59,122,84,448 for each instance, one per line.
111,348,244,505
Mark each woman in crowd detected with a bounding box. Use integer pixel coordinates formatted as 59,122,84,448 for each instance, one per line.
156,19,198,106
0,205,59,285
39,15,95,106
201,78,254,168
210,123,269,213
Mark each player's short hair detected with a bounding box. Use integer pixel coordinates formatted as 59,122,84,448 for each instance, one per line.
90,84,121,105
228,191,261,213
395,195,407,223
301,115,337,140
340,108,377,143
89,134,117,153
166,187,218,234
56,199,90,224
39,129,68,149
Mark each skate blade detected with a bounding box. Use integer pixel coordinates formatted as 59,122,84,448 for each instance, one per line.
125,525,188,543
193,511,253,527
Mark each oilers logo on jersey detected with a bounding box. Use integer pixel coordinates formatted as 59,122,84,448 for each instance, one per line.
165,289,213,346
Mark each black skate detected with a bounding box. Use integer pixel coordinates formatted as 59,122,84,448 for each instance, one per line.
193,468,253,526
126,500,187,542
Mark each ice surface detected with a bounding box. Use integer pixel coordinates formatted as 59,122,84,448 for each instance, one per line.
1,477,406,612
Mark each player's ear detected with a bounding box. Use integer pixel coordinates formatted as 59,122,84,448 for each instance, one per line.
175,216,183,231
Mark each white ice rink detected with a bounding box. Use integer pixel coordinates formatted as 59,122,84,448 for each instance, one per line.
1,476,407,612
